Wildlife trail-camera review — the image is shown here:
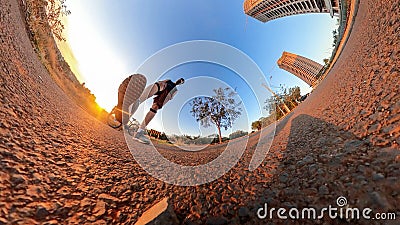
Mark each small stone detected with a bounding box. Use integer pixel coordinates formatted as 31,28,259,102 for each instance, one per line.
182,218,197,225
357,165,367,173
55,161,66,166
205,216,228,225
92,200,106,218
135,198,179,225
36,206,50,219
279,173,288,183
330,154,345,165
391,101,400,113
355,175,366,181
92,220,107,225
98,193,119,204
308,164,318,173
43,220,58,225
304,188,318,195
343,140,364,153
56,187,70,196
360,109,371,115
368,123,381,134
318,185,329,195
26,185,45,199
117,211,128,223
369,192,391,209
283,202,296,208
298,155,314,166
372,173,385,181
55,205,71,219
80,198,92,209
10,174,26,186
238,207,250,218
0,217,8,225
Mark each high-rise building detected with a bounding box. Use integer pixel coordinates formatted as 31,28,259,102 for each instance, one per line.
244,0,340,23
277,51,323,87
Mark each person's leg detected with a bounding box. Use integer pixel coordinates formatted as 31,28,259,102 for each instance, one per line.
129,83,159,118
139,105,159,130
134,104,159,144
138,93,172,129
139,83,159,102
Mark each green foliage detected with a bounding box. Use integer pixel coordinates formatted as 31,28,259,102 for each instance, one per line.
251,120,262,131
252,115,276,131
332,29,339,48
159,132,168,141
257,86,302,127
190,87,242,144
265,86,301,119
229,130,248,140
23,0,107,122
317,58,331,79
45,0,71,41
167,134,228,145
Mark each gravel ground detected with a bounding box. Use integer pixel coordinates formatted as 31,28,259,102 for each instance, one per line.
0,0,399,224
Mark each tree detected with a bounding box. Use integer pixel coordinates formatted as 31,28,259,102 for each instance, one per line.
264,86,302,121
251,120,262,131
332,30,338,47
190,87,242,144
284,86,301,108
45,0,71,41
251,114,276,132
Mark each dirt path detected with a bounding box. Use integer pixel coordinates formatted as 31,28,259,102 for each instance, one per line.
0,0,398,224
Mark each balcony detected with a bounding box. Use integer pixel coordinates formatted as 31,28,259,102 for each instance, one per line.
243,0,263,13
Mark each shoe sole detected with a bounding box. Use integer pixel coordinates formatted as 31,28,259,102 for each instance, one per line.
122,74,147,122
133,137,150,144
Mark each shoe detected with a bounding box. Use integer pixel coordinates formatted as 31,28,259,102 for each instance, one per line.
134,130,150,144
123,124,130,131
115,108,122,123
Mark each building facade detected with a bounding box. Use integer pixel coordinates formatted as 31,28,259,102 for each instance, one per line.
277,51,323,87
244,0,340,23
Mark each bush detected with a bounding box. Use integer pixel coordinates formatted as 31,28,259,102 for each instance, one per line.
229,130,248,140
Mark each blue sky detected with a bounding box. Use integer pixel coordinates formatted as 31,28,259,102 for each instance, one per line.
62,0,338,136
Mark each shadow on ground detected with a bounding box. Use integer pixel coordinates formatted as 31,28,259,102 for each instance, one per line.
244,114,399,225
